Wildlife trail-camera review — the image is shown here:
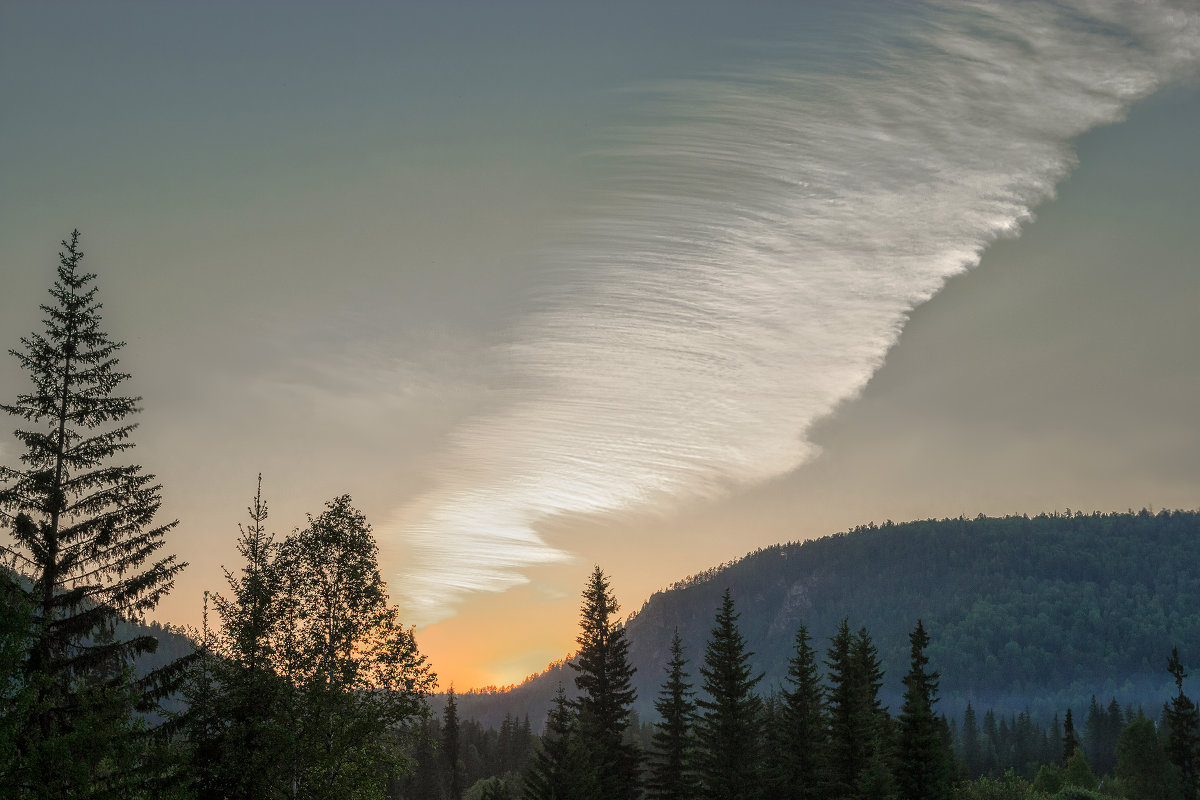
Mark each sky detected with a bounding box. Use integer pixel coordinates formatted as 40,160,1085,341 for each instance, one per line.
2,1,1199,690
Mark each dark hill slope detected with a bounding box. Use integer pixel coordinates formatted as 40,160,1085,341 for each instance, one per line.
452,509,1200,728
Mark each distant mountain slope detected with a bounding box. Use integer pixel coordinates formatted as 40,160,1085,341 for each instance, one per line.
2,567,198,709
452,509,1200,729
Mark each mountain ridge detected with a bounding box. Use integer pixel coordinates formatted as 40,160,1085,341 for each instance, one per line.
449,508,1200,730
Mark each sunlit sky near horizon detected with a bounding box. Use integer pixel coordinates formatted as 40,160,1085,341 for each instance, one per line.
3,1,1200,690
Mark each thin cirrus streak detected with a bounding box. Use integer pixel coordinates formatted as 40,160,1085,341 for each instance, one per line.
391,0,1200,627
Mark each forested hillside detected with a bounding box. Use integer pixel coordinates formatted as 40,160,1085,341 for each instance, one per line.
454,509,1200,728
0,567,198,697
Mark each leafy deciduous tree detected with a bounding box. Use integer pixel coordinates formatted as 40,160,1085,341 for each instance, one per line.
1115,714,1177,800
273,495,436,800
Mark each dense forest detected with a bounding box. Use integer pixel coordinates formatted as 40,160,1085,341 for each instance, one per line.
454,509,1200,727
2,232,1199,800
412,567,1199,800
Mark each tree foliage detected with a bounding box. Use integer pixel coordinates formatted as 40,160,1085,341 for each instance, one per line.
569,565,639,800
775,623,827,799
522,685,593,800
646,629,699,800
445,686,464,800
175,489,436,800
826,620,893,799
1115,714,1177,800
694,588,763,800
0,230,185,797
897,619,953,800
271,494,436,799
1167,647,1200,800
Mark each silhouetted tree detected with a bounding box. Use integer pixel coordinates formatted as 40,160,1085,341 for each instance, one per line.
695,589,763,800
569,566,639,800
523,685,593,800
1167,647,1200,800
896,620,952,800
196,476,288,799
273,495,436,799
777,624,827,799
179,593,223,800
825,620,859,798
849,626,894,800
825,621,895,799
0,230,185,797
647,629,699,800
404,716,442,800
1100,697,1125,776
960,703,982,778
445,687,464,800
981,709,999,776
1062,708,1078,765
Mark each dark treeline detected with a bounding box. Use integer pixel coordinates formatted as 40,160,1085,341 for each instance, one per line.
954,695,1133,780
412,567,1199,800
397,700,534,800
451,509,1200,731
628,510,1200,723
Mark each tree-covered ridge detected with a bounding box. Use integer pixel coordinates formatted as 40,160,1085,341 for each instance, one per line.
453,510,1200,727
415,569,1199,800
628,509,1200,721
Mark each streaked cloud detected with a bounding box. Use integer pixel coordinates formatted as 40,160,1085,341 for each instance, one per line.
391,0,1200,625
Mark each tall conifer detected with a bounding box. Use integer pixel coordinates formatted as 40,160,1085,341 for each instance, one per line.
961,703,981,778
523,685,593,800
0,230,184,795
206,476,286,799
1062,708,1078,764
778,624,827,799
1167,647,1200,800
849,626,894,800
695,588,763,800
826,621,893,800
444,687,463,800
570,566,639,800
647,629,699,800
896,619,952,800
825,619,858,798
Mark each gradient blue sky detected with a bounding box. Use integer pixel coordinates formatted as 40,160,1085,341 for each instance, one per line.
2,1,1198,688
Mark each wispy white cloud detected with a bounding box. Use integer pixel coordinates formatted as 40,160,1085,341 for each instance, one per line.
390,0,1200,626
